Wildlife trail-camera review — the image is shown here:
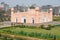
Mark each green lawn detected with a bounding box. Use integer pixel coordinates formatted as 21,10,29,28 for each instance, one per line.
9,27,60,36
0,26,60,38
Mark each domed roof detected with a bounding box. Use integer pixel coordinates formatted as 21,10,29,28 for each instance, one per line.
35,7,40,11
49,8,52,11
11,8,14,11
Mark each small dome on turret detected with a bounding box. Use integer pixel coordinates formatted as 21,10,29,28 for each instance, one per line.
11,8,14,11
49,8,52,11
35,7,40,11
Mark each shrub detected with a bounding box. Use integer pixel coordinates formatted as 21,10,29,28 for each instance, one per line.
10,38,13,40
45,26,51,30
3,36,7,40
3,30,12,33
21,25,25,28
29,26,36,29
48,24,55,28
34,32,38,37
16,38,24,40
7,37,13,40
22,32,27,36
14,25,29,28
40,25,45,29
51,25,55,28
45,24,55,30
29,32,34,37
0,34,1,37
14,25,25,28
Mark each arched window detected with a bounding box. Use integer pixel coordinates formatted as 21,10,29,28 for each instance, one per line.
43,16,46,22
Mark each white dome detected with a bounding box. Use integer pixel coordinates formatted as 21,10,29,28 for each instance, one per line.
35,7,40,11
49,8,52,11
35,7,39,10
11,8,14,11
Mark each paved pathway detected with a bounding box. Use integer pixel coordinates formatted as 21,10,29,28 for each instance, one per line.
0,25,11,28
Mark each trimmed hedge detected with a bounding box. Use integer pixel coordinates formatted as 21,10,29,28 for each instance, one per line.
40,24,55,30
13,24,55,30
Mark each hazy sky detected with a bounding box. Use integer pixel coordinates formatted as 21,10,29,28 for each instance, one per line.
0,0,60,7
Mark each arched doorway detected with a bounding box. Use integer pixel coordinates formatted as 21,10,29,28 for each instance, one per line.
21,16,26,23
15,18,17,23
24,19,26,23
31,18,34,24
32,19,34,24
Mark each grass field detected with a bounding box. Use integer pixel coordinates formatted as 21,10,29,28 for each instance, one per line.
2,26,60,36
0,25,60,40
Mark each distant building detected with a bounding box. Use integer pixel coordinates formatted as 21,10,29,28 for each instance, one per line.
41,5,53,12
0,2,4,10
0,2,10,11
11,6,53,24
53,6,60,16
14,5,28,12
